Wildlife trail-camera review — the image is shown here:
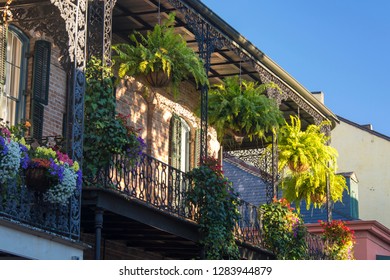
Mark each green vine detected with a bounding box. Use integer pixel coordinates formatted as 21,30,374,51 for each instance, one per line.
83,57,145,182
186,157,241,259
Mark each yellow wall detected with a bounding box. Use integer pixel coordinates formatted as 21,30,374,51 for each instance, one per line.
331,120,390,229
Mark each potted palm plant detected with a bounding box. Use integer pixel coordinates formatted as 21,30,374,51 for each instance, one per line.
208,76,284,142
277,115,347,210
112,13,208,95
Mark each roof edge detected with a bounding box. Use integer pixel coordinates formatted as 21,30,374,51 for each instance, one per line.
182,0,339,125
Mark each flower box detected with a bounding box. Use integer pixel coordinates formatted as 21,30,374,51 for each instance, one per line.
25,167,53,192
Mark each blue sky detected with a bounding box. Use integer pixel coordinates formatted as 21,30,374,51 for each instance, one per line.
201,0,390,136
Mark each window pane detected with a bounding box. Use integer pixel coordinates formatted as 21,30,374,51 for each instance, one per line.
3,28,24,125
0,96,16,125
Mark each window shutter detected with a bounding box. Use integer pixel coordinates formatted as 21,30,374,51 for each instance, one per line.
194,129,201,167
32,101,44,139
32,40,51,105
0,25,7,93
169,115,182,170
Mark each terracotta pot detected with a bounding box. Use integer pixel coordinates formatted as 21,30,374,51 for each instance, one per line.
311,193,327,204
233,134,244,144
25,167,52,192
288,160,310,173
143,70,171,88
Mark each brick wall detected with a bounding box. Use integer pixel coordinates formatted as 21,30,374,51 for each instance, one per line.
116,77,220,167
24,29,67,138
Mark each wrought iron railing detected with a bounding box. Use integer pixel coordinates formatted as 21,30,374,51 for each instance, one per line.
85,153,195,220
306,232,329,260
236,199,263,246
0,173,80,240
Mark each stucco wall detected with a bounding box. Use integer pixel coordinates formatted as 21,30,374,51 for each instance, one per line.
331,120,390,229
0,222,84,260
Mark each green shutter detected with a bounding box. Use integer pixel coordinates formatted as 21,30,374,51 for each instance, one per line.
169,115,182,169
194,129,201,167
32,40,51,105
32,101,44,139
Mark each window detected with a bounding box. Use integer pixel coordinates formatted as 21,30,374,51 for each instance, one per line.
169,115,190,172
0,25,29,126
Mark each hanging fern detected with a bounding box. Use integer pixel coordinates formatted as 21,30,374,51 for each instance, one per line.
208,76,284,141
277,115,347,211
112,13,208,95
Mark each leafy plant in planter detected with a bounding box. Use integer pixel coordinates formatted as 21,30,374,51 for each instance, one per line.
260,197,308,259
83,57,146,182
186,157,241,259
208,76,284,142
320,219,355,260
112,13,208,95
277,115,347,210
25,146,81,205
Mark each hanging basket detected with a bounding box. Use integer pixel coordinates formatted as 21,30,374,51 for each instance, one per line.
288,160,310,173
310,193,327,205
25,167,52,192
142,70,172,88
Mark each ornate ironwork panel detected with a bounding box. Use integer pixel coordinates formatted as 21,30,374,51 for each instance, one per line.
51,0,88,241
224,148,275,203
0,175,80,240
87,0,116,65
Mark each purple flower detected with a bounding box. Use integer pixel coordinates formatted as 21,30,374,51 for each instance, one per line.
0,136,8,156
76,169,83,191
19,143,29,169
49,159,65,182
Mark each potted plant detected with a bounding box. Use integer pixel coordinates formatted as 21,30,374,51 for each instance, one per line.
112,13,208,95
277,115,347,210
25,146,81,205
208,76,284,142
320,220,355,260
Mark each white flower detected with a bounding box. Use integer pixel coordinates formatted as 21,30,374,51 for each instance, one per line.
0,139,21,184
44,163,78,205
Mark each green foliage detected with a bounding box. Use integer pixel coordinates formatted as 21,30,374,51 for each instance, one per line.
83,57,144,181
260,198,308,260
186,157,241,259
277,116,348,211
208,76,284,141
112,13,208,95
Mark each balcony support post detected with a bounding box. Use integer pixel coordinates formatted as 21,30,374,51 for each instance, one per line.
94,208,104,260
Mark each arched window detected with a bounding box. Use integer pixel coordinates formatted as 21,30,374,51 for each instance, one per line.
0,25,29,126
169,115,190,172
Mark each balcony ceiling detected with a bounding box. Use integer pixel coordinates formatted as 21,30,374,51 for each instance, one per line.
1,0,337,139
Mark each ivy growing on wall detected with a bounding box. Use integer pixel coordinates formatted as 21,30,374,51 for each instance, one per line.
187,157,241,260
83,57,144,183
